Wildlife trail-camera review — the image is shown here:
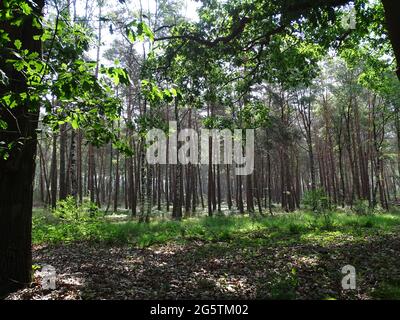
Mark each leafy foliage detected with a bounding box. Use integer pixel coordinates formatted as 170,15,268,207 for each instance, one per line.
52,196,101,222
0,0,155,159
352,199,372,216
302,188,331,212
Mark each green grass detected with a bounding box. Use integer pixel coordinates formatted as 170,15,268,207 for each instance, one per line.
30,209,400,300
32,209,400,248
372,280,400,300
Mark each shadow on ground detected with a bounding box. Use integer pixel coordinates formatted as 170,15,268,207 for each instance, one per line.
5,231,400,300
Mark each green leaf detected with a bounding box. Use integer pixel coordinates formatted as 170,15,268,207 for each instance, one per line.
0,119,8,130
71,116,79,129
139,22,154,41
127,29,136,43
19,2,32,15
14,39,22,50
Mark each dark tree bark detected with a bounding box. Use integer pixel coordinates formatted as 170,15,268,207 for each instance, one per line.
207,136,213,216
0,0,44,297
105,140,113,213
246,174,254,214
172,98,182,219
77,129,83,203
381,0,400,80
50,133,58,208
157,164,162,211
59,123,67,200
197,165,205,210
226,164,232,210
267,151,273,215
38,142,51,205
237,175,244,214
69,129,77,201
217,165,222,213
114,125,120,213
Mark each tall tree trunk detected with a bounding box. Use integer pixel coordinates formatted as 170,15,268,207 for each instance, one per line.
114,122,120,212
267,151,273,215
381,0,400,80
59,123,67,200
246,174,254,214
217,165,221,213
237,175,244,214
69,129,77,201
105,141,113,213
395,104,400,195
172,98,182,219
38,142,51,206
197,165,205,210
207,136,213,216
50,133,58,208
157,164,162,211
226,164,232,210
0,0,44,296
77,129,83,203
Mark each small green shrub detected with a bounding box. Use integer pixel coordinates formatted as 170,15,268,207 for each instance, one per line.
53,196,101,221
352,199,371,216
302,188,331,213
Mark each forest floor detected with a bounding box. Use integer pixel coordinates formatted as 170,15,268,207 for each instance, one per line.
5,209,400,300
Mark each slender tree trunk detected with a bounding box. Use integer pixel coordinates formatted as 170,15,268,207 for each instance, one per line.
267,151,273,215
172,98,182,219
217,165,221,213
59,123,67,200
105,141,113,213
69,129,77,201
237,175,244,214
208,136,213,216
50,133,58,208
114,130,120,213
76,129,82,203
246,174,254,214
198,165,205,210
226,164,232,210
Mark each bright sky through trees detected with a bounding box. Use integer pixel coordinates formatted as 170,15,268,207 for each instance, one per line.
81,0,200,62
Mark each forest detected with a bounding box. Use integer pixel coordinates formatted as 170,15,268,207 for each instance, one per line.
1,0,400,301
